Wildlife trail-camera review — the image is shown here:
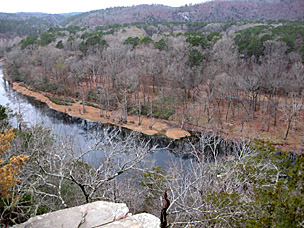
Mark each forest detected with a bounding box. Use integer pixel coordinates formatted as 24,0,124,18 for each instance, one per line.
0,3,304,227
3,20,304,150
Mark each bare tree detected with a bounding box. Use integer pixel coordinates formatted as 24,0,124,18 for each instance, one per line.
153,135,284,228
260,41,289,127
71,60,87,113
281,92,303,140
103,43,127,89
3,125,158,225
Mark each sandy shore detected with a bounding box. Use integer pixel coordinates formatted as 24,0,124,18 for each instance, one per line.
12,83,190,139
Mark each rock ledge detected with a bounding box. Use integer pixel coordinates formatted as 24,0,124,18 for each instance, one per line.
13,201,160,228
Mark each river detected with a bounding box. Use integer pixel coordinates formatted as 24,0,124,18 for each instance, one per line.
0,66,183,167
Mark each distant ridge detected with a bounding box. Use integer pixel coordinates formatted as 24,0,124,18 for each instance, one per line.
0,0,303,36
62,0,304,26
59,12,83,16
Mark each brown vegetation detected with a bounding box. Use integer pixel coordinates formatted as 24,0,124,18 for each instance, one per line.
12,83,190,138
3,20,304,153
62,0,304,27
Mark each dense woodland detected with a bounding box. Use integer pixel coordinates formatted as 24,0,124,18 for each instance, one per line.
1,1,304,227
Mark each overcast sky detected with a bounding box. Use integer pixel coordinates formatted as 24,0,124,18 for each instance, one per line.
1,0,207,14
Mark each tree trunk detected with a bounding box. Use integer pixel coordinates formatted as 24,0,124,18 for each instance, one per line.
138,99,142,126
124,93,128,123
226,100,231,121
81,85,86,113
284,117,292,140
152,75,155,93
274,103,278,127
149,99,153,129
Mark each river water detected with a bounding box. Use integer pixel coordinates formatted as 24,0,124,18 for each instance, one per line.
0,66,181,167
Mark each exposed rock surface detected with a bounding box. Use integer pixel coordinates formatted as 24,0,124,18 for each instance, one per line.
13,201,160,228
102,213,160,228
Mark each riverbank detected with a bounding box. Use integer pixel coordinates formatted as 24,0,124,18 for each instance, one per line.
9,82,304,153
12,82,190,139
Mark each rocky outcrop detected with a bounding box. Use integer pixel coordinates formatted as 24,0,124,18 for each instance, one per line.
13,201,160,228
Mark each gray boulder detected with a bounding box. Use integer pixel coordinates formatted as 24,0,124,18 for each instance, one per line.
102,213,160,228
13,201,160,228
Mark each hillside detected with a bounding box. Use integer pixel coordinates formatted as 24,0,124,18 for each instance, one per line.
1,0,303,37
63,0,304,26
0,12,65,37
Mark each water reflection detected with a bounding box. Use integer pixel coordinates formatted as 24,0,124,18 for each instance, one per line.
0,67,182,167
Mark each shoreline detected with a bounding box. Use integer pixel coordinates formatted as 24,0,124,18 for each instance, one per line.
11,82,191,139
